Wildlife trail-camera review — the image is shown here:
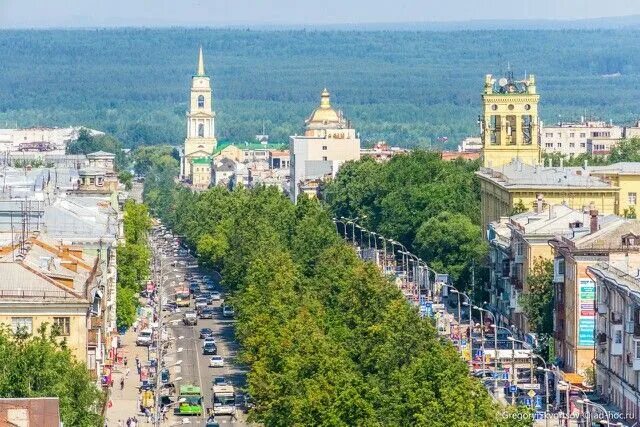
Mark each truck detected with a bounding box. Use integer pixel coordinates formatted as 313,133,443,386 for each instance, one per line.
212,384,236,416
175,385,203,416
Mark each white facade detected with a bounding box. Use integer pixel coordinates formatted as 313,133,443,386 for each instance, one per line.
540,121,623,157
0,127,103,154
290,89,360,201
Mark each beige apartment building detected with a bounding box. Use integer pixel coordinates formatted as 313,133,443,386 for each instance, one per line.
290,89,360,201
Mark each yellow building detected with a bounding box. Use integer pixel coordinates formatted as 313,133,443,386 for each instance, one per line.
480,73,541,169
588,163,640,216
0,234,100,366
181,47,217,182
190,157,212,190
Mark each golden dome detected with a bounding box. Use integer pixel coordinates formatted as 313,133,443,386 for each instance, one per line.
306,88,341,126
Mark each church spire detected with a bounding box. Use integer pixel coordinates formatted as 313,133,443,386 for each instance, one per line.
197,46,205,76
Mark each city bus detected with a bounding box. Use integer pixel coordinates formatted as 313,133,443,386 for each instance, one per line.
175,285,190,307
175,385,203,416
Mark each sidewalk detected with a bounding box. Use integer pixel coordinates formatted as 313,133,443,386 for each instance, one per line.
104,323,154,426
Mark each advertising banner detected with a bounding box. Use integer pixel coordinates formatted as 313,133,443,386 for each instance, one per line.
578,279,596,346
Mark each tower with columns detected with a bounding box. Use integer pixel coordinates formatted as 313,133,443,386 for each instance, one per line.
480,72,541,168
181,47,217,181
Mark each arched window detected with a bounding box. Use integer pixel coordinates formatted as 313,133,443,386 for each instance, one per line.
198,124,205,137
197,95,205,108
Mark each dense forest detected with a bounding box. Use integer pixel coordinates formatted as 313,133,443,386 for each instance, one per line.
1,29,640,148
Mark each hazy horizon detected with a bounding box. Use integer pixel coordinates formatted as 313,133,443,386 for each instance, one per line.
2,0,640,29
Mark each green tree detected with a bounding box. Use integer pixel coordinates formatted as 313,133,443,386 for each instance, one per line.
510,199,528,215
413,211,488,288
0,325,104,426
609,138,640,162
519,257,554,335
67,129,127,170
118,170,133,190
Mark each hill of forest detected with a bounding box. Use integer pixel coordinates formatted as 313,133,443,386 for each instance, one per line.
1,28,640,148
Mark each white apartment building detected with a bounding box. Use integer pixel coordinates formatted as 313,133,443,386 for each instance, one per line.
0,127,104,154
290,89,360,201
540,120,623,157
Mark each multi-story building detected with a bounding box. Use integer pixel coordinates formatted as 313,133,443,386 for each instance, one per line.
289,89,360,201
181,47,217,182
268,150,290,169
487,217,515,327
190,157,212,190
0,234,102,374
624,121,640,139
479,73,541,169
0,127,104,154
540,120,623,157
550,213,635,375
588,255,640,422
360,141,409,162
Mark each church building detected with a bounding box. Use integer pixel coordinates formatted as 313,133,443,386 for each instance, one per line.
180,47,217,189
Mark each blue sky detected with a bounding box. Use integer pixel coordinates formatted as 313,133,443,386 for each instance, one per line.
1,0,640,28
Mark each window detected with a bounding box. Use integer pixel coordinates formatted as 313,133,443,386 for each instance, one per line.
557,143,562,147
545,132,553,138
11,317,32,334
580,133,586,138
580,143,586,148
635,340,640,359
629,192,637,205
197,95,205,108
557,132,562,138
322,146,327,150
569,133,575,138
198,124,204,137
569,143,575,148
615,329,623,344
322,156,328,161
53,317,70,336
545,143,553,148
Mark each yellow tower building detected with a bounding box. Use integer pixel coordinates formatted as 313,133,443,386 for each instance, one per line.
181,47,217,181
480,73,541,168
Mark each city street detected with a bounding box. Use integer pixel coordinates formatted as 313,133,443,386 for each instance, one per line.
153,228,251,426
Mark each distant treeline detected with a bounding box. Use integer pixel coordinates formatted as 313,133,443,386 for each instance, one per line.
1,28,640,148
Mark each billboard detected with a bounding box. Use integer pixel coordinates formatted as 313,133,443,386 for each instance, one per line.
578,279,596,347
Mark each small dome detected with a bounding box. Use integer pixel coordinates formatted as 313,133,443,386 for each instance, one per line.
306,88,341,125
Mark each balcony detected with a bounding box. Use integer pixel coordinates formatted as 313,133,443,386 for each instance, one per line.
88,329,99,347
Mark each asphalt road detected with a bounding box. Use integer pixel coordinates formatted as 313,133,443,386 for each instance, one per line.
153,229,250,426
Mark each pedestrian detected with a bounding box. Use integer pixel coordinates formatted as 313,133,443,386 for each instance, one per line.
124,356,128,367
125,367,131,378
117,420,123,427
120,377,125,390
126,418,131,427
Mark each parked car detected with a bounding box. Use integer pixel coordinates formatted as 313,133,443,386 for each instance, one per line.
136,329,153,346
209,356,224,368
199,328,214,339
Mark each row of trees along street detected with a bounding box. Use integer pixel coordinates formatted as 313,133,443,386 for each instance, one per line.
139,146,532,425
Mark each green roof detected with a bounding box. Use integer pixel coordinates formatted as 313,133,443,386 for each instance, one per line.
179,385,202,395
192,157,211,165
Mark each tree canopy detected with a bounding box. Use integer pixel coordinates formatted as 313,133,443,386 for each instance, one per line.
141,161,530,425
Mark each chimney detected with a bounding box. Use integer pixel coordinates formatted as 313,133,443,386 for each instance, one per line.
589,202,598,234
536,194,544,214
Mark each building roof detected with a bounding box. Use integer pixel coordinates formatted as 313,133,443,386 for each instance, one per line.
196,46,206,77
476,160,614,190
215,158,236,172
569,218,640,250
191,157,211,165
0,397,61,427
86,150,115,159
588,261,640,296
585,162,640,175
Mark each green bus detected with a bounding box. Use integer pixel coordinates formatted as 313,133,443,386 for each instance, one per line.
175,385,203,416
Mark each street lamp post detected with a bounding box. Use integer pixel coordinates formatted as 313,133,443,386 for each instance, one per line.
576,398,613,426
490,324,513,398
472,305,493,375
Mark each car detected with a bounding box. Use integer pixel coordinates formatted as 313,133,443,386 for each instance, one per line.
212,376,227,387
222,304,234,317
209,356,224,368
200,307,215,319
183,311,198,326
473,369,496,379
210,291,221,301
195,297,208,309
163,302,178,312
136,329,153,346
203,342,217,355
199,328,213,339
203,337,217,347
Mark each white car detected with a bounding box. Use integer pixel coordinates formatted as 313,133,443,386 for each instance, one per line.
203,337,217,347
209,356,225,368
222,304,234,317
